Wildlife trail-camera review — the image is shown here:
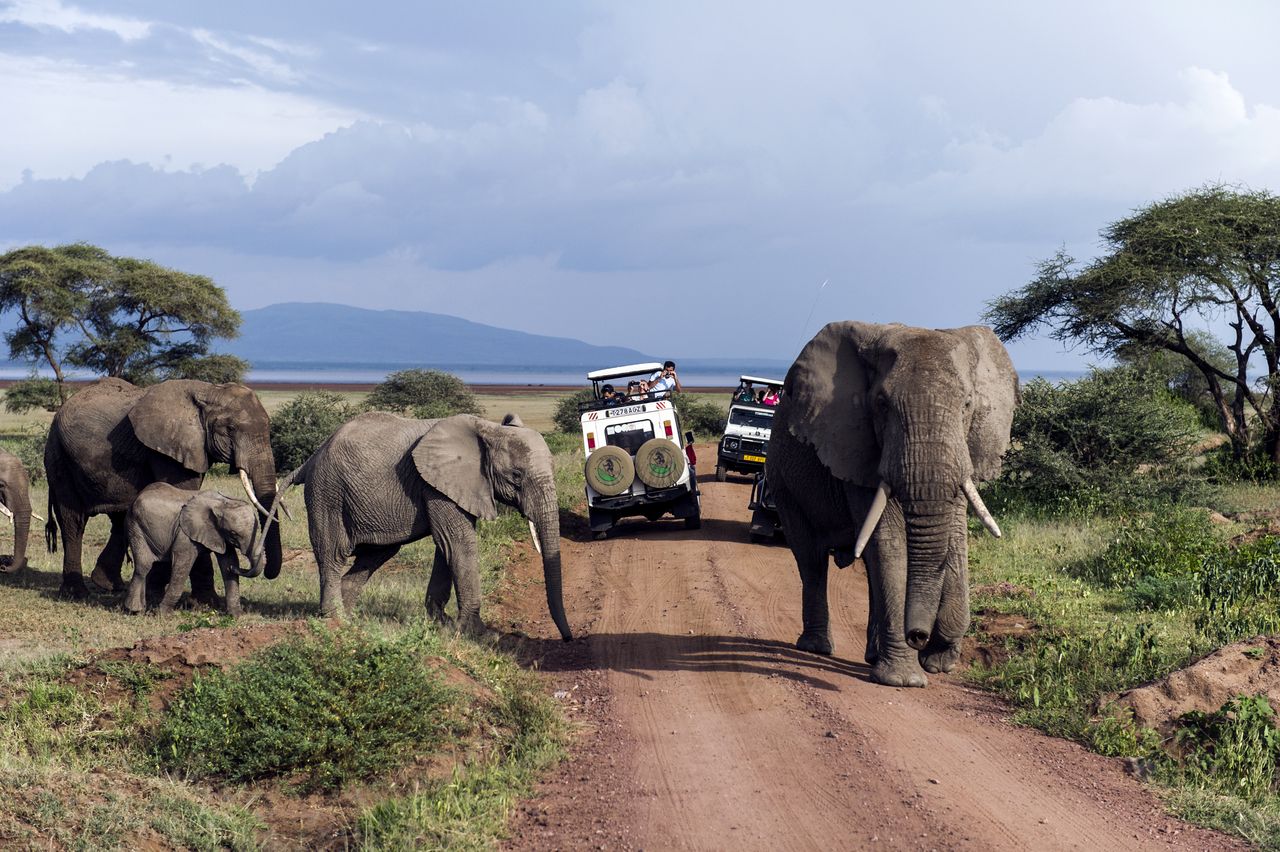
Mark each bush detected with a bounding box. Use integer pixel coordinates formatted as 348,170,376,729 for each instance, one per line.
989,367,1206,515
167,354,250,384
554,389,595,433
1175,694,1280,801
1193,536,1280,644
365,369,481,417
270,391,359,470
153,627,463,791
6,425,48,483
3,376,67,413
1079,508,1223,610
670,393,726,440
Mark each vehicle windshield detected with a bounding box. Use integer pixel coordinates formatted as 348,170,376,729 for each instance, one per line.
729,407,774,429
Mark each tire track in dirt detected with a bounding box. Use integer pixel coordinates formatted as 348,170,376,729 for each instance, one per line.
505,447,1243,850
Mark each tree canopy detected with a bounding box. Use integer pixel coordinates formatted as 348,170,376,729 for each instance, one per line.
0,243,244,407
984,185,1280,461
364,369,483,419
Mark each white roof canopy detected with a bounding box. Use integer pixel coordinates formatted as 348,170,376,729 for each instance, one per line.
587,362,664,382
739,375,785,387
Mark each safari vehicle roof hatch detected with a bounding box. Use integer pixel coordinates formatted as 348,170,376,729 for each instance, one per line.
588,363,665,383
739,375,784,388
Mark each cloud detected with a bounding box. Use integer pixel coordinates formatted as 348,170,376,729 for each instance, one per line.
0,0,150,41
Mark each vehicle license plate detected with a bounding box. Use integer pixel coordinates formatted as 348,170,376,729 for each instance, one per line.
743,454,766,463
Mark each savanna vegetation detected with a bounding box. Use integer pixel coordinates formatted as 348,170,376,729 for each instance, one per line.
975,186,1280,847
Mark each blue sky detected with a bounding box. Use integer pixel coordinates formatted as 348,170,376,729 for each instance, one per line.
4,1,1280,368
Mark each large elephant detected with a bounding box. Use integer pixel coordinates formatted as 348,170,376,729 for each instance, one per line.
268,411,572,641
767,321,1017,688
0,448,35,575
45,378,283,599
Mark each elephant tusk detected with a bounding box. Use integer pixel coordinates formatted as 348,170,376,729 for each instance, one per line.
528,521,542,555
239,469,273,518
31,511,45,523
278,499,295,522
0,503,11,522
962,478,1002,538
854,481,891,559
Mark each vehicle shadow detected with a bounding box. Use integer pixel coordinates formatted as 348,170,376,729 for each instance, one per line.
603,517,754,545
509,631,874,690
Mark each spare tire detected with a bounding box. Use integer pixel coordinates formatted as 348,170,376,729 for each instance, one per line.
584,445,635,496
634,438,686,489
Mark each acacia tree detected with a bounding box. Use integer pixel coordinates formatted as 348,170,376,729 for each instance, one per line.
985,185,1280,461
0,243,244,408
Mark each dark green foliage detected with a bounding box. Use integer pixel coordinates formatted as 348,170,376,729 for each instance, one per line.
1193,537,1280,645
0,243,240,399
990,367,1205,514
1115,332,1233,429
153,628,463,791
162,353,250,385
670,393,726,440
365,369,482,418
1175,695,1280,801
3,376,66,413
1079,508,1222,610
6,425,48,483
553,389,595,433
269,391,359,470
985,185,1280,460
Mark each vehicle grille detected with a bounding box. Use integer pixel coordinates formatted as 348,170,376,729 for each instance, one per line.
741,439,766,455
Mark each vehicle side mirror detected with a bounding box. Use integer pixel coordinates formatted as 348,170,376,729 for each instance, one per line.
685,430,695,444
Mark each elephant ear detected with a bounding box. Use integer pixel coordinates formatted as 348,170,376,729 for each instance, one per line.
128,381,209,473
948,325,1019,482
178,493,226,554
412,415,498,521
784,321,885,488
501,413,524,427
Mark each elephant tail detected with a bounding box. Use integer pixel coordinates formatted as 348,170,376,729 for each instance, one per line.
44,492,57,554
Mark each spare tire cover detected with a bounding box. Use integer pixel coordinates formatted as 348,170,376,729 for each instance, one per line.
585,445,635,496
634,438,686,489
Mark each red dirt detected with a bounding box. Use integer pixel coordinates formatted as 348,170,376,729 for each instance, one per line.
497,444,1245,850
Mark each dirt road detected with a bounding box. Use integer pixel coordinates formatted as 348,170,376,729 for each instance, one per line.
503,447,1242,850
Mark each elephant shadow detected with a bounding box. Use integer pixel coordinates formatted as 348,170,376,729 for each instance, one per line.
508,631,872,691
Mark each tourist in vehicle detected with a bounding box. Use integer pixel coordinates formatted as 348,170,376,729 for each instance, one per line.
601,384,625,407
646,360,682,398
735,382,756,403
625,380,645,401
762,387,781,406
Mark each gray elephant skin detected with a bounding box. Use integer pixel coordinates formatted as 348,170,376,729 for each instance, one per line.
270,412,572,640
0,448,34,575
125,483,265,616
767,321,1017,687
45,378,283,599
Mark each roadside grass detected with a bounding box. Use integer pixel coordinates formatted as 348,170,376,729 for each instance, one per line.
968,482,1280,846
0,387,582,849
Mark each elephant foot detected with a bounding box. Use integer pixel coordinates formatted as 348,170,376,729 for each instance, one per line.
0,556,26,574
59,574,91,600
796,631,833,656
189,590,224,611
89,566,125,593
872,656,928,688
920,638,963,674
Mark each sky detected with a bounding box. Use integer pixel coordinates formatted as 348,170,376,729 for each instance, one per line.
4,1,1280,369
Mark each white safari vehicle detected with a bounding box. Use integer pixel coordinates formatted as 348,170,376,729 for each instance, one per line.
580,362,701,537
715,375,784,482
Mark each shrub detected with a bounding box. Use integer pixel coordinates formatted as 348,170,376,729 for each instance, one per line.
553,389,595,433
670,393,726,440
1193,536,1280,644
153,627,463,791
3,376,66,413
270,391,359,470
1079,508,1223,610
166,354,250,384
989,367,1206,515
7,425,48,483
1174,694,1280,801
365,369,481,417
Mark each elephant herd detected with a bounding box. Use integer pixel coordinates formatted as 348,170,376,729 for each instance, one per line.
0,320,1017,690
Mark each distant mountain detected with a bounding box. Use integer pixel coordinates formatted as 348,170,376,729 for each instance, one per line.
220,303,650,368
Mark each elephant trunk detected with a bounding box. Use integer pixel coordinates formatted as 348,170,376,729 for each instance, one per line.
240,447,282,580
526,490,572,642
902,500,954,651
2,487,30,573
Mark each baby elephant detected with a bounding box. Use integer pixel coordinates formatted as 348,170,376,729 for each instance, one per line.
125,483,266,616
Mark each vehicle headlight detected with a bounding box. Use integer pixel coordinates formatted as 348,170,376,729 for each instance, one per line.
725,438,739,451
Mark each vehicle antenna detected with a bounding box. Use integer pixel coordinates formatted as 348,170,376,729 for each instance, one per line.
796,279,829,352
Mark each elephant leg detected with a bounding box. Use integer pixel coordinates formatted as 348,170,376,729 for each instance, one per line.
124,548,155,614
188,551,221,609
315,548,349,618
56,507,91,599
795,545,833,655
89,512,128,593
426,498,489,639
425,546,454,626
341,544,399,614
920,547,970,674
866,505,928,688
158,540,199,615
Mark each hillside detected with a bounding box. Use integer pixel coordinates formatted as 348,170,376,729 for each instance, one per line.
221,303,650,367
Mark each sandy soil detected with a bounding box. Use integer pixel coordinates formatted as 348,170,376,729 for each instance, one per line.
501,445,1244,851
